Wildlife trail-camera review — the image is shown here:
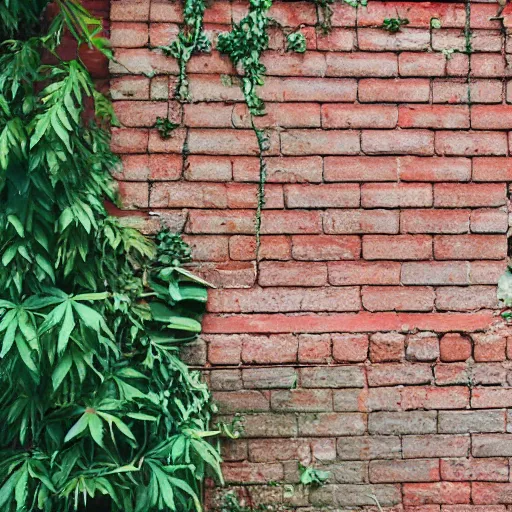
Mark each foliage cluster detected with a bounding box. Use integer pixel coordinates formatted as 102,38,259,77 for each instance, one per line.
0,1,222,511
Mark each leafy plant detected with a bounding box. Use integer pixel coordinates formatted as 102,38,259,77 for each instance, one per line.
314,0,367,33
220,491,272,512
299,464,330,487
286,32,307,53
155,117,179,139
159,0,210,101
430,17,442,29
381,16,410,33
0,2,222,511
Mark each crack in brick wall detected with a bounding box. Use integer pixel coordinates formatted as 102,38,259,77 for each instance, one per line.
85,0,512,508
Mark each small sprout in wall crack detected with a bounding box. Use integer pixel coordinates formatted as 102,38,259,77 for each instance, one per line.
299,464,330,487
441,48,456,60
382,16,410,33
286,31,307,53
430,17,442,29
155,116,179,139
368,494,385,512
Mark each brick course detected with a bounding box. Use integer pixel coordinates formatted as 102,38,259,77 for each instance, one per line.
107,0,512,509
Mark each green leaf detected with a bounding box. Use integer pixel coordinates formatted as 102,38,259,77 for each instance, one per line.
15,333,38,374
52,353,73,389
88,413,105,448
167,316,202,333
1,318,17,358
0,470,19,508
58,303,75,354
7,215,24,237
64,413,89,443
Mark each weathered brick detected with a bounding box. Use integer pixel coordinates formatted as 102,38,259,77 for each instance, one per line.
399,156,471,182
363,286,435,312
281,129,360,155
406,332,440,362
370,332,406,362
472,434,512,457
329,261,400,285
362,183,432,208
432,79,504,104
434,184,507,208
242,334,298,364
402,262,469,285
401,386,469,410
258,261,327,287
285,184,360,208
359,78,430,103
214,390,269,413
362,129,434,155
471,209,508,234
359,28,430,51
322,104,398,129
399,105,470,129
248,439,309,464
332,334,369,362
368,363,433,387
370,459,440,483
110,22,148,48
399,52,447,77
403,482,471,506
438,410,506,434
324,156,398,182
403,435,470,459
369,411,437,435
261,210,322,234
337,435,402,460
436,286,498,312
440,334,473,362
472,333,507,362
363,235,433,260
441,458,508,482
472,483,512,505
301,366,365,389
298,334,331,363
222,462,283,484
434,235,507,260
299,413,366,436
242,368,297,390
401,210,470,235
326,52,398,77
292,235,360,261
324,209,399,234
435,132,508,156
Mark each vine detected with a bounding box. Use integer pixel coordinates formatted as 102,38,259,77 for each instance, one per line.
160,0,211,101
0,2,222,511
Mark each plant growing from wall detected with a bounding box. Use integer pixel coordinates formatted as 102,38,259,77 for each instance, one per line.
159,0,211,101
0,1,222,511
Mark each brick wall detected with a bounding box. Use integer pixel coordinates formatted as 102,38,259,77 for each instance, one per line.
109,0,512,509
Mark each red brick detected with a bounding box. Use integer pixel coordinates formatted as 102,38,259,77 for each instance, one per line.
207,286,360,313
184,103,233,128
358,28,430,52
222,462,283,484
261,211,322,234
403,482,471,506
214,390,269,413
370,459,440,483
247,438,308,463
322,104,397,129
439,410,506,434
298,412,365,436
292,235,360,261
298,334,331,363
471,54,510,78
232,156,323,183
185,156,232,181
472,333,507,362
150,182,227,208
369,411,437,435
399,52,446,77
149,22,180,47
472,105,512,129
150,76,169,100
285,184,359,208
324,156,398,182
445,506,506,512
118,181,148,208
148,128,187,153
434,235,507,260
233,102,321,129
363,235,432,260
324,210,399,234
432,29,466,52
332,334,369,363
187,74,244,102
329,261,401,285
363,286,435,312
406,333,440,362
359,78,430,103
403,435,470,459
110,22,148,47
258,261,327,287
370,332,406,362
473,158,512,182
362,183,432,208
362,130,434,155
206,334,242,365
368,363,430,387
401,386,469,410
110,48,179,75
111,0,150,21
435,362,470,385
326,52,398,77
187,129,279,156
271,389,332,412
434,184,507,208
301,366,364,388
399,157,471,182
401,210,470,235
433,79,503,104
399,105,470,129
148,154,182,180
262,77,357,102
280,129,360,155
186,210,255,234
470,261,508,285
472,388,512,409
118,154,150,181
111,76,150,100
440,334,473,362
261,51,326,77
471,209,509,234
229,235,290,261
111,128,148,153
242,334,298,364
182,235,228,262
436,286,498,312
436,132,508,156
195,262,256,289
472,483,512,505
316,28,355,51
226,183,283,209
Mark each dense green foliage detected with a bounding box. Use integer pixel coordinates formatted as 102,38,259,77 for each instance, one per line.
0,1,222,511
